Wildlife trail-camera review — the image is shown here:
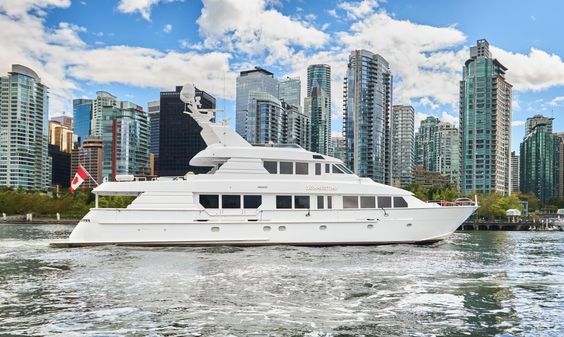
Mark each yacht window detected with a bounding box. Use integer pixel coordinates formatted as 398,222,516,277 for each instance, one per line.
280,162,293,174
394,197,408,208
343,196,358,208
317,196,324,209
199,194,219,208
222,195,241,209
360,196,376,208
313,154,324,160
332,164,344,174
315,163,322,175
338,164,353,174
294,196,310,209
296,162,309,175
276,195,292,209
327,196,333,209
378,196,392,208
325,164,330,173
244,195,262,209
264,161,277,174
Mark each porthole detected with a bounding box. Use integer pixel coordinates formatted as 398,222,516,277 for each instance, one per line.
211,226,220,232
278,226,286,231
367,224,374,229
406,223,413,227
263,226,271,232
320,225,327,231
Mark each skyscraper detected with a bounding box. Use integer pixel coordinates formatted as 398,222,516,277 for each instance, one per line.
50,115,73,129
73,98,92,145
0,65,51,190
306,64,331,155
148,101,160,174
329,136,347,163
48,120,74,153
415,116,441,169
343,50,393,184
511,151,520,194
49,144,70,188
555,133,564,197
281,101,310,149
236,67,278,139
159,86,216,176
71,137,103,188
460,39,512,195
391,105,415,187
520,115,558,203
246,91,283,144
278,77,301,109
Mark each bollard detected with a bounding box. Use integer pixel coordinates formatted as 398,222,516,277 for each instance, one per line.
56,213,60,221
2,213,5,220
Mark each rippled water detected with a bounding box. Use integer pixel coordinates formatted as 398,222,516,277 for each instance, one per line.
0,224,563,336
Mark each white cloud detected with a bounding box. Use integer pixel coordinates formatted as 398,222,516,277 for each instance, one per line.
117,0,177,21
512,120,525,127
337,0,379,19
441,111,458,127
163,23,172,33
548,96,564,106
512,96,521,111
197,0,329,64
331,131,343,138
414,112,431,130
491,46,564,92
0,0,70,17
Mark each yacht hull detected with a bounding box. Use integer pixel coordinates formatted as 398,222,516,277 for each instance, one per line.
57,206,477,247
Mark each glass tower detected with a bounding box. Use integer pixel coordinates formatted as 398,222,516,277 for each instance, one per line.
460,39,512,195
0,64,51,190
73,98,93,146
391,105,415,187
278,77,301,110
306,64,331,155
343,50,393,184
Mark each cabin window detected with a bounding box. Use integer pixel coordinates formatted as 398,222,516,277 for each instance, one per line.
264,161,277,174
360,196,376,208
313,154,324,160
222,195,241,209
294,196,310,209
378,196,392,208
199,194,219,208
276,195,292,209
296,162,309,175
338,164,353,174
343,196,358,208
280,162,293,174
333,164,344,174
315,163,321,175
325,164,330,173
327,196,333,209
317,196,324,209
244,195,262,209
394,197,408,208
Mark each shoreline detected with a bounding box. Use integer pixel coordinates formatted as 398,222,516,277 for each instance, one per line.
0,218,79,225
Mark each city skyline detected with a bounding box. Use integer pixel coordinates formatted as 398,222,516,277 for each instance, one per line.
1,0,563,153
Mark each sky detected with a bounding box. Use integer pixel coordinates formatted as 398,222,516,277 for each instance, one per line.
1,0,564,152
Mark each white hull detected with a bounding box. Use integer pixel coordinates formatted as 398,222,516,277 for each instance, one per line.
63,206,477,247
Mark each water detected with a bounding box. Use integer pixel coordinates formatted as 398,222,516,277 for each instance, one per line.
0,224,563,337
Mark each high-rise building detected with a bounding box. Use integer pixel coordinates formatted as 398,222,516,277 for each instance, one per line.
49,144,70,188
0,65,51,190
159,86,216,176
415,116,441,169
520,115,558,203
510,151,520,194
71,137,103,188
278,77,301,110
148,101,160,174
91,91,118,137
50,115,73,129
281,101,310,149
343,50,393,184
236,67,278,139
391,105,415,187
306,64,331,155
246,91,283,144
48,121,74,153
555,133,564,198
460,39,512,195
73,98,92,145
329,136,347,163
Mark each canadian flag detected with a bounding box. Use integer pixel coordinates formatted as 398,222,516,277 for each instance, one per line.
69,165,90,192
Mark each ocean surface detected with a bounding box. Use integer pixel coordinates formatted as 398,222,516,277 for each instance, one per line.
0,224,563,337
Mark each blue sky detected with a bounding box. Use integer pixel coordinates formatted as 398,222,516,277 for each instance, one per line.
1,0,563,151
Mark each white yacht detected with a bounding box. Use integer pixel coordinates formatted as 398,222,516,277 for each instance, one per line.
60,85,477,247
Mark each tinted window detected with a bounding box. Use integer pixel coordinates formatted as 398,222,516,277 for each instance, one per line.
360,196,376,208
264,161,277,174
294,196,310,209
327,196,332,209
333,165,344,174
244,195,262,208
394,197,408,208
343,196,358,208
317,195,324,209
315,163,321,175
276,195,292,209
325,164,330,173
296,162,308,175
313,154,324,159
378,196,392,208
338,164,353,174
222,195,240,209
199,194,219,208
280,162,293,174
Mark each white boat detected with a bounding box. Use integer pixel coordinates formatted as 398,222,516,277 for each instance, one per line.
58,84,477,247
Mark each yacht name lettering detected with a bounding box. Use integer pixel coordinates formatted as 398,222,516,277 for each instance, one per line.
305,185,337,191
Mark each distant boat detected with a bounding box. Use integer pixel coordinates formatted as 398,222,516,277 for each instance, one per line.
55,84,478,247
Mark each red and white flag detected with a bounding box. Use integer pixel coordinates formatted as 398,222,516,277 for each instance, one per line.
69,165,90,192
